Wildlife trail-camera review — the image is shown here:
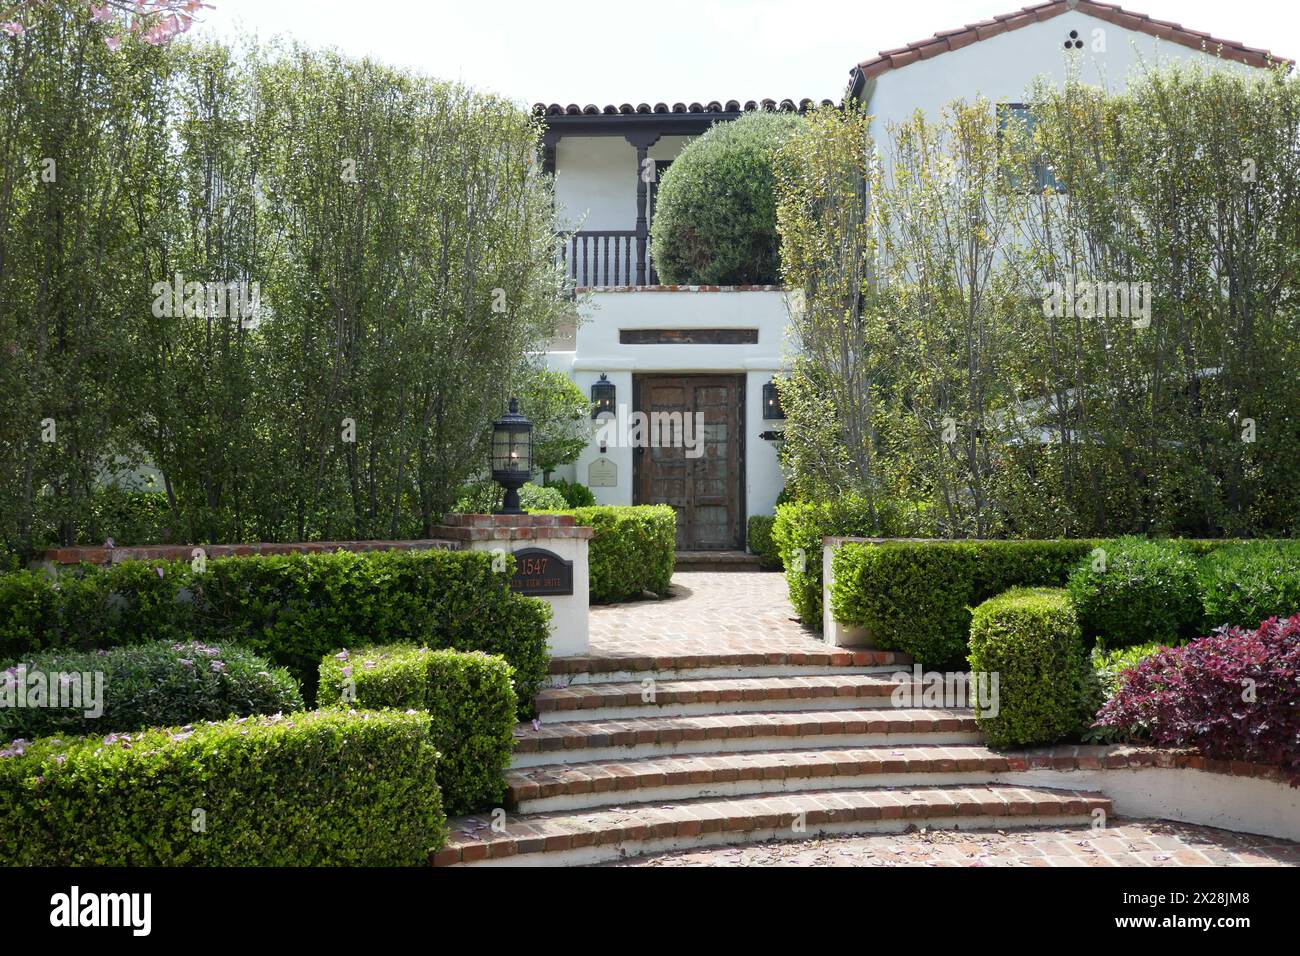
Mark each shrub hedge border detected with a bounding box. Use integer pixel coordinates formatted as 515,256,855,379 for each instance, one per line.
319,645,517,815
0,548,550,714
0,708,446,866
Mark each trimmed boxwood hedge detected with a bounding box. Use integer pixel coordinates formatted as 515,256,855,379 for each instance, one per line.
772,496,879,626
542,505,675,603
831,539,1094,666
1066,536,1204,649
747,515,781,569
1198,540,1300,629
0,548,550,712
0,639,303,740
320,645,516,814
0,708,446,866
967,588,1087,747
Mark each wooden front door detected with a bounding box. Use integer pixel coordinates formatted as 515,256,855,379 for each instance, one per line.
634,375,744,550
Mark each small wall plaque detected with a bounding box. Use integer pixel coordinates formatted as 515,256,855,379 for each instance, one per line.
587,456,617,488
510,547,573,596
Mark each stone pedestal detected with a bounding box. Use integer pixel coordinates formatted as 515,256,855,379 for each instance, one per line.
822,538,874,649
430,514,592,658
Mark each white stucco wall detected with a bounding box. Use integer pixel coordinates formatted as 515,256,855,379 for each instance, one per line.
553,135,694,233
546,289,791,526
864,12,1264,159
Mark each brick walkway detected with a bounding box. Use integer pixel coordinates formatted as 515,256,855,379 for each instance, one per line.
602,819,1300,867
588,570,822,657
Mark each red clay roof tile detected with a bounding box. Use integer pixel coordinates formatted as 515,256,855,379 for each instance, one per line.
855,0,1291,81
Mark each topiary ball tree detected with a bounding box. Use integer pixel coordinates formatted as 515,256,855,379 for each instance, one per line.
650,111,802,285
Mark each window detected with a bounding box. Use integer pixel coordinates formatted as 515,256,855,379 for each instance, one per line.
997,103,1062,193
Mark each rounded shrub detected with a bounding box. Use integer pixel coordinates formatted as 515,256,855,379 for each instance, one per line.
518,483,568,511
1066,537,1203,649
967,587,1087,747
320,645,516,814
649,111,802,285
0,639,303,740
546,478,597,508
1198,540,1300,629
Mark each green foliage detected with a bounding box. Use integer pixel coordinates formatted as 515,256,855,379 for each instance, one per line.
0,13,575,559
1198,540,1300,629
453,481,566,514
0,708,446,866
0,549,550,713
546,478,597,508
831,539,1094,666
521,370,592,479
543,506,676,603
772,66,1300,539
771,496,904,627
1077,640,1174,743
319,645,516,814
968,588,1087,747
0,640,302,740
650,111,802,285
1067,537,1204,649
746,515,781,569
520,484,569,511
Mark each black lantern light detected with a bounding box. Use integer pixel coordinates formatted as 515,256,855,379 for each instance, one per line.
591,373,616,419
491,397,533,515
762,379,785,420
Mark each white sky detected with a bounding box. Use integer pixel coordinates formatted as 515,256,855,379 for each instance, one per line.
192,0,1299,107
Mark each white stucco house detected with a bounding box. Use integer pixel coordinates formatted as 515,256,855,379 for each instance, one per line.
537,0,1289,552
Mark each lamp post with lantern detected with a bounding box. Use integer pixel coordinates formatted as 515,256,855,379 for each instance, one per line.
491,397,533,515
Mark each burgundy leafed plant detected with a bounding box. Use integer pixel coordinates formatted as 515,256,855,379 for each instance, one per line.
1097,615,1300,785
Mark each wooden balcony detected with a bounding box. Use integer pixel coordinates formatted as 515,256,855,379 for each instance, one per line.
562,230,640,287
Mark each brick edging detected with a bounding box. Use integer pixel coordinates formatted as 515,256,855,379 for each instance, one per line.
1007,744,1291,784
36,538,462,567
34,514,594,566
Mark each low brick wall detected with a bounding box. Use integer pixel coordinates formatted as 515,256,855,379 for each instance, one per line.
430,514,593,543
31,514,594,568
33,538,462,568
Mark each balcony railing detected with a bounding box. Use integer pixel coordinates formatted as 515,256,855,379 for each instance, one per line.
562,230,639,287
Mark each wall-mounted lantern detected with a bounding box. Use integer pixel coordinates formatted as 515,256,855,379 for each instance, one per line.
491,397,533,515
762,379,785,420
591,373,616,419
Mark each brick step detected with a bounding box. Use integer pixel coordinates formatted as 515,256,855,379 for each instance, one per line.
434,785,1112,867
547,648,911,686
673,550,763,571
511,708,981,768
506,744,1035,813
535,674,953,722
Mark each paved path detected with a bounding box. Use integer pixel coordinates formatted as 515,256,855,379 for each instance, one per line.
588,570,823,658
602,819,1300,867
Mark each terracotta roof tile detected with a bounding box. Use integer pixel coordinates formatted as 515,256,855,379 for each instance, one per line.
855,1,1292,81
532,98,832,119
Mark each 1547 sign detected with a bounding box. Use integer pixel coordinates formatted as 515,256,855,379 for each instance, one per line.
509,548,574,596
